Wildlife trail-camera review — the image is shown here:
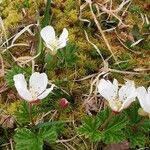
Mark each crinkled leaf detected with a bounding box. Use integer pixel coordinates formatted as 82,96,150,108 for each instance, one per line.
5,66,31,87
96,107,111,124
15,101,37,125
14,128,43,150
79,116,102,142
38,127,57,143
102,114,127,144
57,43,78,68
141,119,150,132
126,129,146,148
125,102,142,125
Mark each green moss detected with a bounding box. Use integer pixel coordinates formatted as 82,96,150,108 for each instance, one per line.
1,0,150,148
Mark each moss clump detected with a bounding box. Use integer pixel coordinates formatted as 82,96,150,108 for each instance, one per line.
6,101,21,115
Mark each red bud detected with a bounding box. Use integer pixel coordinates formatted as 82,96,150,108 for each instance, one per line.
59,98,69,109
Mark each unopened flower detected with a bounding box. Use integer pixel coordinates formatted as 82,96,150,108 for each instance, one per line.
59,98,69,109
40,26,68,55
136,86,150,117
97,79,136,112
13,72,54,102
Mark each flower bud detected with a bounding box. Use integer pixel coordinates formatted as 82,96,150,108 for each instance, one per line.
59,98,69,109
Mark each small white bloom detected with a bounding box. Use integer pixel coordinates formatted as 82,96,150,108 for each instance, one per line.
13,72,54,102
136,86,150,115
97,79,136,112
40,26,68,55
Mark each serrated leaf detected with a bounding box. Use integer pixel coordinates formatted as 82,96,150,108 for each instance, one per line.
57,43,78,68
34,120,66,129
126,129,146,148
79,116,102,142
38,127,57,143
5,66,31,87
15,101,37,125
141,119,150,132
102,114,127,144
14,128,43,150
96,107,111,124
125,102,142,125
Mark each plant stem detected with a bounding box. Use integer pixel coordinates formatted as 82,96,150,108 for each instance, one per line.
99,111,114,130
29,102,34,126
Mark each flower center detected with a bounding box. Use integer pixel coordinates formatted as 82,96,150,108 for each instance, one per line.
109,97,123,112
48,38,59,51
115,99,122,109
29,87,39,100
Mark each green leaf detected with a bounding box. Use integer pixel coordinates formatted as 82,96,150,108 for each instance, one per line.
15,101,37,125
125,102,142,125
34,120,67,129
4,66,31,87
129,5,142,14
126,129,146,148
41,0,51,28
79,116,102,142
14,128,43,150
14,127,58,150
131,24,143,40
38,127,57,143
44,53,57,70
141,119,150,132
96,107,111,124
36,0,51,62
102,114,127,144
57,43,78,68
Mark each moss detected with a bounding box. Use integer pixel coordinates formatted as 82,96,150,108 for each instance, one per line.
0,0,150,148
6,101,21,115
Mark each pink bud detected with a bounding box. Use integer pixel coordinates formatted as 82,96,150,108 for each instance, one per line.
59,98,69,109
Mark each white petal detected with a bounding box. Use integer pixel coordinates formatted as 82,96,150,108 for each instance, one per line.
97,79,118,101
113,79,119,95
119,98,135,111
119,80,136,111
58,28,68,49
40,26,55,45
29,72,48,95
119,80,135,102
13,74,32,101
137,86,150,113
37,85,54,99
148,86,150,95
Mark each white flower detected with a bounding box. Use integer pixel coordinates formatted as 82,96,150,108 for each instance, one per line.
13,72,54,102
136,86,150,115
40,26,68,55
97,79,136,112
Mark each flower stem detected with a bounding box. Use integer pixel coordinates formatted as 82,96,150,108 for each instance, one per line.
99,111,114,130
29,103,34,126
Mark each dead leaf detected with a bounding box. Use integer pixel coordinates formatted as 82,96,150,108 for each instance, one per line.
104,141,130,150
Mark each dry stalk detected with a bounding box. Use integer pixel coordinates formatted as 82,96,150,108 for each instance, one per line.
0,17,8,47
88,2,118,63
79,0,91,26
84,30,105,63
0,53,4,77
